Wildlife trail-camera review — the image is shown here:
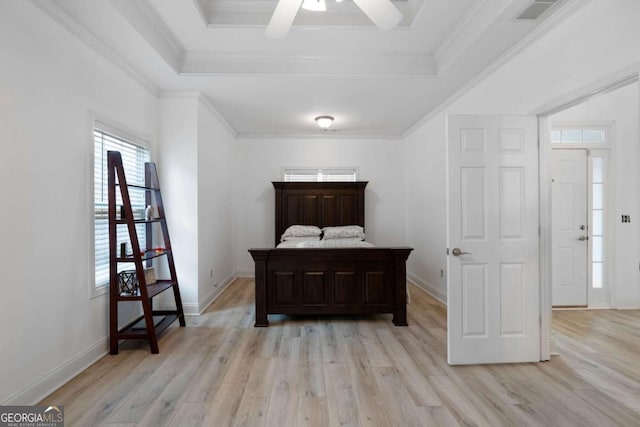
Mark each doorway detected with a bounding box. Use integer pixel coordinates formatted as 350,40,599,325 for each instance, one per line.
540,75,639,360
547,126,612,309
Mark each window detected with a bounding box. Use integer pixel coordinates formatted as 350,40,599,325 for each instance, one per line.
591,156,605,289
551,128,606,144
283,168,357,182
94,126,150,288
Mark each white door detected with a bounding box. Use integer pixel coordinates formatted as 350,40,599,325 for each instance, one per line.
447,115,539,365
551,149,588,306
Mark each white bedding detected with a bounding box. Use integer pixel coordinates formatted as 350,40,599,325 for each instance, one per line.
277,238,375,249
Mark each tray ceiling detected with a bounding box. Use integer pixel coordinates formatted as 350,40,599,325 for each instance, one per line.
32,0,582,137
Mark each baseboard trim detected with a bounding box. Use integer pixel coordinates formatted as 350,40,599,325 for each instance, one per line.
550,336,559,356
235,270,254,278
197,273,237,314
407,275,447,306
3,274,246,405
181,302,199,316
157,273,239,315
3,337,108,405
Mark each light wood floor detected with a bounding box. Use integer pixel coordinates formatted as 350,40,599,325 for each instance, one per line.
42,278,640,426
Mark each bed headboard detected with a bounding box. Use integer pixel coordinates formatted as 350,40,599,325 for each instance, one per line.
272,181,368,246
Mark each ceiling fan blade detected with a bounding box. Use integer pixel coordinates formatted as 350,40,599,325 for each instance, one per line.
266,0,304,38
352,0,403,31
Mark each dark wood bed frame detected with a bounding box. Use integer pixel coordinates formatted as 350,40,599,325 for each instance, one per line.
249,182,412,327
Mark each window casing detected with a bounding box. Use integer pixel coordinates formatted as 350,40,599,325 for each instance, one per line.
94,126,150,289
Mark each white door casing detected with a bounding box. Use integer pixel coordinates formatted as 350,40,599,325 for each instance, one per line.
551,149,588,306
447,115,540,365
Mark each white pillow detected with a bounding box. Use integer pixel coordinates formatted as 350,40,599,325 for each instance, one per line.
322,225,365,240
298,238,374,248
281,225,322,241
281,236,321,242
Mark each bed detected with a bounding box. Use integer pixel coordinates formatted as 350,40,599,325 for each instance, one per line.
248,181,412,327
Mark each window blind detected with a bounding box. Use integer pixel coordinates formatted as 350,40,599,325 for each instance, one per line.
283,168,357,182
94,129,150,287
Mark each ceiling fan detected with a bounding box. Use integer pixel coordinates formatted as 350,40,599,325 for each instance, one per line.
265,0,403,38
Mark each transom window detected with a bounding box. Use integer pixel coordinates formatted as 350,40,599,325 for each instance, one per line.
551,128,606,144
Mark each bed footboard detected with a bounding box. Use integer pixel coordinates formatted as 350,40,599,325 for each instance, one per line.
249,248,412,327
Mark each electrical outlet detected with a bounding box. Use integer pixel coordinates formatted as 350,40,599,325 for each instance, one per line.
622,215,631,223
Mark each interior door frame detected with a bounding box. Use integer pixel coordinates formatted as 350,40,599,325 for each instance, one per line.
539,115,553,359
537,72,639,360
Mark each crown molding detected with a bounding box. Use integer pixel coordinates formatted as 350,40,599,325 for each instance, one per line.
111,0,184,72
538,71,639,117
197,95,239,137
434,0,504,75
192,0,210,27
29,0,160,97
160,92,238,137
403,0,590,137
180,52,436,75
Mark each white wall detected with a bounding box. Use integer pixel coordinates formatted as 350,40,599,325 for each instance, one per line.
404,113,448,302
404,0,640,305
235,138,406,274
0,1,158,404
550,82,640,308
197,102,236,309
157,96,199,310
157,95,237,314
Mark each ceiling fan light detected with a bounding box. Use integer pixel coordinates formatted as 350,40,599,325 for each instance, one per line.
301,0,327,12
315,116,334,129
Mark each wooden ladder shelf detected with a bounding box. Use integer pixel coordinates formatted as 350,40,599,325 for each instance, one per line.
108,151,185,354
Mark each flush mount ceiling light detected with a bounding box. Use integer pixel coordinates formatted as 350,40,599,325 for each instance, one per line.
301,0,327,12
315,115,334,130
266,0,403,38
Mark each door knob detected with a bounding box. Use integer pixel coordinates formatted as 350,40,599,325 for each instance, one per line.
578,235,588,241
452,248,471,256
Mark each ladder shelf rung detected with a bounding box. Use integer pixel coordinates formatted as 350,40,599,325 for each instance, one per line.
117,313,179,338
116,280,177,300
116,249,171,263
115,218,165,225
